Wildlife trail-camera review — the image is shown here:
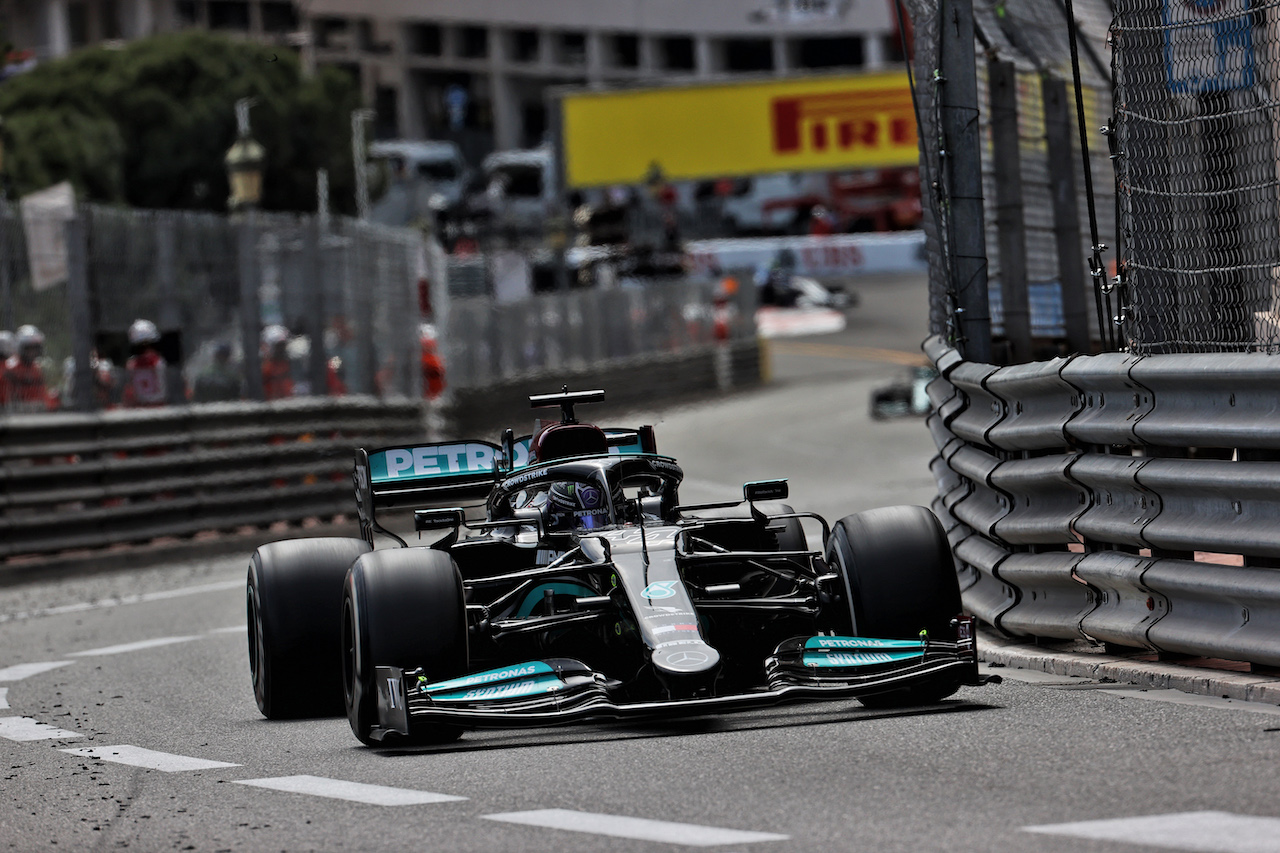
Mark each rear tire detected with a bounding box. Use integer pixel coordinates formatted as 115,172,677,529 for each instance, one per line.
824,506,962,708
342,548,469,746
247,537,371,719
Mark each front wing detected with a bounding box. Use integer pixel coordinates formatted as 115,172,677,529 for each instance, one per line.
370,621,995,741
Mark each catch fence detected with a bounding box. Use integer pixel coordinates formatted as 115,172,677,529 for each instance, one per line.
2,202,750,414
1112,0,1280,353
907,0,1116,357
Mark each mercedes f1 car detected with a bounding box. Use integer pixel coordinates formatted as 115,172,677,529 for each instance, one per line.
247,388,992,746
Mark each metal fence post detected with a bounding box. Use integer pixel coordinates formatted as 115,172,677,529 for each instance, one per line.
1043,76,1092,354
303,218,328,395
939,0,992,363
65,216,95,412
989,59,1032,363
155,218,186,404
238,213,264,401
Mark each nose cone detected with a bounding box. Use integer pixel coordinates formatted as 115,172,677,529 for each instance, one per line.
652,643,721,680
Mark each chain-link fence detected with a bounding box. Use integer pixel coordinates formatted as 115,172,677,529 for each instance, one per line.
1113,0,1280,353
910,0,1116,357
1,200,753,413
0,201,431,412
443,277,756,389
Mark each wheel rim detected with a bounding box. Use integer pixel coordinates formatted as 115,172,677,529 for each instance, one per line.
341,598,358,709
247,585,266,703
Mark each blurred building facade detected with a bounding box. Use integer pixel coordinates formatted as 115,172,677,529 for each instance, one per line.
4,0,901,161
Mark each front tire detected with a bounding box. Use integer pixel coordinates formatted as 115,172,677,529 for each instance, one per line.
247,537,371,719
825,506,962,707
342,548,469,746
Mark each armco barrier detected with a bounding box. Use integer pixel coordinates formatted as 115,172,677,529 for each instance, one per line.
2,342,762,562
0,397,422,560
925,335,1280,668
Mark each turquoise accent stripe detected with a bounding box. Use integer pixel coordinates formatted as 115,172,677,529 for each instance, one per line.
803,636,926,651
422,661,555,694
431,674,564,702
803,650,923,668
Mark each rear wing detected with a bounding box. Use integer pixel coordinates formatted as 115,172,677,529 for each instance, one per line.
353,429,648,545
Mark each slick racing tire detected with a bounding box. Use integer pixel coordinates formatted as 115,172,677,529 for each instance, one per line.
825,506,963,708
247,537,371,719
342,548,469,747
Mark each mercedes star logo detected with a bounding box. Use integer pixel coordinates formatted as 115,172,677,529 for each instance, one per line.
666,651,709,666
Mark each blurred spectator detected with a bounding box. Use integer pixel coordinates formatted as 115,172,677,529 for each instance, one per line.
327,356,347,396
808,205,838,236
713,276,740,342
192,341,242,403
63,351,119,410
122,319,168,408
261,324,294,400
420,323,445,399
6,325,56,412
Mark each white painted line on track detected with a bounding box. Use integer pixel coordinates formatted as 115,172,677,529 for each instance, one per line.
0,661,74,681
0,687,7,709
482,809,789,846
1025,810,1280,852
234,775,467,806
1099,687,1280,716
68,636,201,657
0,579,244,624
61,745,239,772
0,716,82,741
206,625,247,635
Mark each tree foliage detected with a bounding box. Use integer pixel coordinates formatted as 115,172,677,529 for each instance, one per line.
0,31,364,213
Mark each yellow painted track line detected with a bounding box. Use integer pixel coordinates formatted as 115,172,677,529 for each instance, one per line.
769,340,928,366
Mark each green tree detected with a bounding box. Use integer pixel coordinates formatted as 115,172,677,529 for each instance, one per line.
0,31,364,214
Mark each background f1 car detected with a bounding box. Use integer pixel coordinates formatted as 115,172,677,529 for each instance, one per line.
246,388,994,746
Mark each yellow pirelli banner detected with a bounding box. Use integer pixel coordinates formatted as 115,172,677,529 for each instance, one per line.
560,71,918,188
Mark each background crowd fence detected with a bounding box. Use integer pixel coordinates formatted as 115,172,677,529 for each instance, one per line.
925,335,1280,668
908,0,1115,358
0,397,422,560
438,276,757,391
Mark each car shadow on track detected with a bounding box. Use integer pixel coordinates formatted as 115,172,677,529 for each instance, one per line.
371,698,1001,758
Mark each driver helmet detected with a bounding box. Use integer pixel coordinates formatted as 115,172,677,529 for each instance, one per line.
0,330,15,359
548,481,611,532
128,318,161,346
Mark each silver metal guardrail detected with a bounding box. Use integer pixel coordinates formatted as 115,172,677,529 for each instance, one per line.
0,397,422,559
925,335,1280,669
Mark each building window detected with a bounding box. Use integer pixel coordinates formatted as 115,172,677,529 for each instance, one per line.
796,37,863,69
511,29,540,63
176,1,200,26
68,1,89,46
609,34,638,68
262,2,297,34
103,0,122,39
659,36,694,71
724,38,773,72
315,17,350,50
458,26,488,59
209,1,250,31
556,31,586,65
408,23,442,56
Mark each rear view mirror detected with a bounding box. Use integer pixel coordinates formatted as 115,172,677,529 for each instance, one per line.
744,480,788,502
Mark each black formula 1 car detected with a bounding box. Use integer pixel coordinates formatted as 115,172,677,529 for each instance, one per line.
247,388,992,746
